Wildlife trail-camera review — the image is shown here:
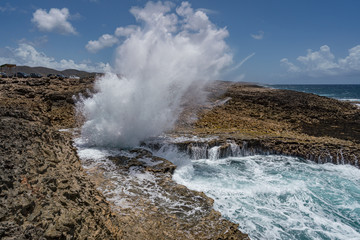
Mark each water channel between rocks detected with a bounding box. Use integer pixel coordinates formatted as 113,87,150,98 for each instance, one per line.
75,136,360,240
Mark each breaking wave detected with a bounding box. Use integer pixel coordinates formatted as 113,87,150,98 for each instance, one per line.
163,147,360,240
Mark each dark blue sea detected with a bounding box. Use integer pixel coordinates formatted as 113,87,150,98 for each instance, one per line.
269,84,360,102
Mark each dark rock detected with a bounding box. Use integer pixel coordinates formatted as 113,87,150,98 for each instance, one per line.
188,82,360,167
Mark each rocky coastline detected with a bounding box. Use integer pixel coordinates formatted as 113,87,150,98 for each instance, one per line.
0,77,249,239
1,77,359,239
173,81,360,167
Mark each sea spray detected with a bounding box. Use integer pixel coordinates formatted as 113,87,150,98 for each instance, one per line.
77,1,233,147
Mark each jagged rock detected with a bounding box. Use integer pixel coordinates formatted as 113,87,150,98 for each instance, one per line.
178,82,360,167
0,77,249,239
4,77,357,239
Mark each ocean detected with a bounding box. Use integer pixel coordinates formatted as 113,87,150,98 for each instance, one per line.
269,84,360,104
170,153,360,240
161,85,360,239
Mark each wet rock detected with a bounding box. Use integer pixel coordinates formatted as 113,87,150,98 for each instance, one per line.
182,81,360,167
0,77,249,239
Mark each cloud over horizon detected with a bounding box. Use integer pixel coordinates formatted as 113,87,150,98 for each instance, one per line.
281,44,360,77
86,34,119,53
0,43,107,72
32,8,77,35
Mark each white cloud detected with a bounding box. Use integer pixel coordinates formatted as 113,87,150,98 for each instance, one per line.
19,36,48,47
251,30,264,40
339,45,360,71
32,8,77,35
281,44,360,77
280,58,300,73
196,8,218,15
0,43,107,72
0,3,15,12
86,34,118,53
86,26,139,53
115,25,139,37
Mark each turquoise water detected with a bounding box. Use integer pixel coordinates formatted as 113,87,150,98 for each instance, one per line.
172,154,360,240
270,84,360,102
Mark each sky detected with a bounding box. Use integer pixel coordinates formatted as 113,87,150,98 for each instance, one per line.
1,0,360,84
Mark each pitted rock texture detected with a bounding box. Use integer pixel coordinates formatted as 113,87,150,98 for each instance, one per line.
175,81,360,167
0,77,249,239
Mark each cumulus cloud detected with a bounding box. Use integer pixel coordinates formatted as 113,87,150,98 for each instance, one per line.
339,45,360,71
86,25,140,53
280,58,300,73
18,36,48,47
251,30,264,40
114,25,139,37
86,34,119,53
0,43,107,72
196,8,218,15
32,8,77,35
281,44,360,77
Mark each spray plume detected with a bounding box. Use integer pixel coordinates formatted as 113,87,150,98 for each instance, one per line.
77,1,233,147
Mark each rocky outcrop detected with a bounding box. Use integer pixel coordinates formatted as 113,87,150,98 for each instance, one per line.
0,77,249,239
0,77,123,239
2,76,358,239
174,82,360,167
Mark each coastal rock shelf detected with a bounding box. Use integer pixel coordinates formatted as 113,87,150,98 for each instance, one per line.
173,81,360,168
146,137,359,167
1,77,359,239
0,77,249,239
75,144,249,239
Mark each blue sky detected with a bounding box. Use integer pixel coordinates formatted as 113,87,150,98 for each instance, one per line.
1,0,360,84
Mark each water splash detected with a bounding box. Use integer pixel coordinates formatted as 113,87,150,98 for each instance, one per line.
75,138,211,219
76,1,233,148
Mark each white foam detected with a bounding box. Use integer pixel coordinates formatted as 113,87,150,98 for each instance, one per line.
75,140,212,219
339,98,360,102
58,128,72,132
208,146,220,160
155,134,219,144
138,157,163,167
171,154,360,240
77,148,109,161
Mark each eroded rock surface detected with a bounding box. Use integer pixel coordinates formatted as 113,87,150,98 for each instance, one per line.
175,82,360,167
0,77,249,239
2,76,358,240
0,77,124,239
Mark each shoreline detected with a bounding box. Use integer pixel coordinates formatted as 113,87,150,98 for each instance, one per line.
1,77,359,239
173,81,359,167
0,77,249,239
